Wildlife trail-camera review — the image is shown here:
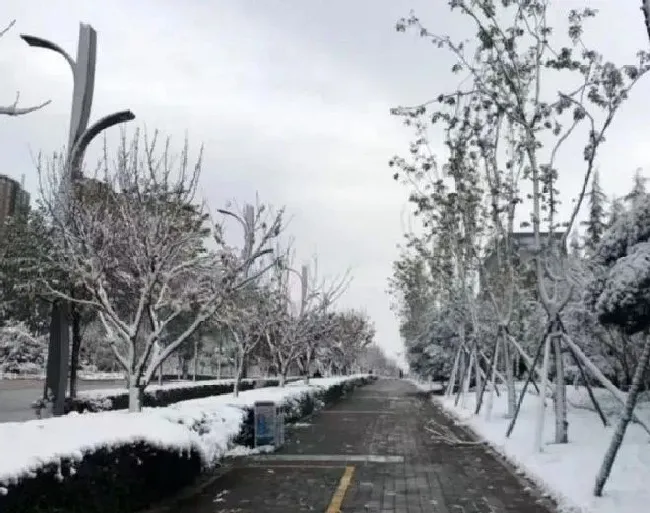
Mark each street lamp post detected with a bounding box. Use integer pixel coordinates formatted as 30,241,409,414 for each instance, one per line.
21,23,135,416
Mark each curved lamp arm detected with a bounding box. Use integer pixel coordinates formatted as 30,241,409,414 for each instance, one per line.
20,34,76,71
69,110,136,177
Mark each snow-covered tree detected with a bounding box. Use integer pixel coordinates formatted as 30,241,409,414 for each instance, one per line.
214,200,283,379
392,0,650,448
0,207,53,335
587,192,650,496
216,285,280,395
323,309,375,374
262,258,318,386
0,321,47,375
37,131,277,411
624,168,647,209
606,196,626,229
582,169,607,255
569,231,582,258
356,344,400,376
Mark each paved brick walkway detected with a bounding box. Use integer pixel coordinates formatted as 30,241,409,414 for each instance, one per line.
162,379,556,513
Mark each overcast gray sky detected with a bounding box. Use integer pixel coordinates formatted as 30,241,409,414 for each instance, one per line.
1,0,650,367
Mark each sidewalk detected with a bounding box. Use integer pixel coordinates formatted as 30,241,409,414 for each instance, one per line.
160,379,556,512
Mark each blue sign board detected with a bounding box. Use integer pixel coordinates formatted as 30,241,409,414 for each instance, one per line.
254,401,279,447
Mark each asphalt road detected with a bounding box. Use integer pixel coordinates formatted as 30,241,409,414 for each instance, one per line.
0,378,126,423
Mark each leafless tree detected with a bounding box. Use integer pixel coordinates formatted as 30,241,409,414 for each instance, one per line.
37,130,276,411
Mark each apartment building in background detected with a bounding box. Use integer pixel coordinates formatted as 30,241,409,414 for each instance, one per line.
480,231,567,295
0,174,30,235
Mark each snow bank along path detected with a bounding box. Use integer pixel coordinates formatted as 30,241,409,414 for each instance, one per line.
0,375,367,491
418,380,650,513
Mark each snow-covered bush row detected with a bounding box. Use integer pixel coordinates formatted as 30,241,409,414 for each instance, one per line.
44,377,301,416
0,374,374,513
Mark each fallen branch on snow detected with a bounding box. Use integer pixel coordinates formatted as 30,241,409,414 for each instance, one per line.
424,418,486,447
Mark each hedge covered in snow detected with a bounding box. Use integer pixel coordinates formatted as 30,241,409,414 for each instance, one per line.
0,375,374,513
54,377,299,415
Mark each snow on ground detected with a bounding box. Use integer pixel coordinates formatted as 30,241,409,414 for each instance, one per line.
0,372,45,380
76,371,124,380
0,371,121,380
433,382,650,513
408,377,445,393
0,375,367,489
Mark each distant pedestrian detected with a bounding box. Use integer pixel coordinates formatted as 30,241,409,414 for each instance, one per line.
399,369,404,379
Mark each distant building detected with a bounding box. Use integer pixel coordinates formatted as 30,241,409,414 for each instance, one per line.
73,176,113,202
480,231,567,294
0,174,30,237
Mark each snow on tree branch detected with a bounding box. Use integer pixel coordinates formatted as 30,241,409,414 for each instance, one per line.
0,20,51,116
36,129,284,411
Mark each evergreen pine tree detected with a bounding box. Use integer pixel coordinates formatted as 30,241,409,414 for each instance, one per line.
569,230,582,258
581,169,607,255
606,196,626,229
624,168,647,208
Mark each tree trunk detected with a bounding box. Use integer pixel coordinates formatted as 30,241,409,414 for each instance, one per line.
158,358,163,386
563,334,650,435
553,335,568,443
128,383,144,412
474,342,482,404
304,352,312,385
503,337,516,418
233,355,243,397
461,349,473,408
535,334,552,452
446,346,461,397
486,335,500,421
69,304,82,398
240,356,249,379
192,338,198,382
594,334,650,496
514,351,521,379
279,364,288,387
217,342,222,379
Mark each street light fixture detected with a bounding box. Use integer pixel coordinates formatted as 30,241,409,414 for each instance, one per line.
21,23,135,415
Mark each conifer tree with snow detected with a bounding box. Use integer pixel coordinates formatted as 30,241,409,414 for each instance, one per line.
624,168,647,208
581,170,607,256
606,196,626,230
569,230,582,258
587,189,650,496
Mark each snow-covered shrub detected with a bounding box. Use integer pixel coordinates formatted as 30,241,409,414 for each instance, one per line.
60,377,296,415
0,322,47,375
587,194,650,334
0,442,202,513
0,375,374,513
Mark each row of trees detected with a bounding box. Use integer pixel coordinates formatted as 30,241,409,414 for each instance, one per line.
389,0,650,497
1,20,389,408
0,130,384,409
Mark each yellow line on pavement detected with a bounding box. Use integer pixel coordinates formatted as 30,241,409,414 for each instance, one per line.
326,465,355,513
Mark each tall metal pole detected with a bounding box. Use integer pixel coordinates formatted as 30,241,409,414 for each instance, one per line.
21,23,135,416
